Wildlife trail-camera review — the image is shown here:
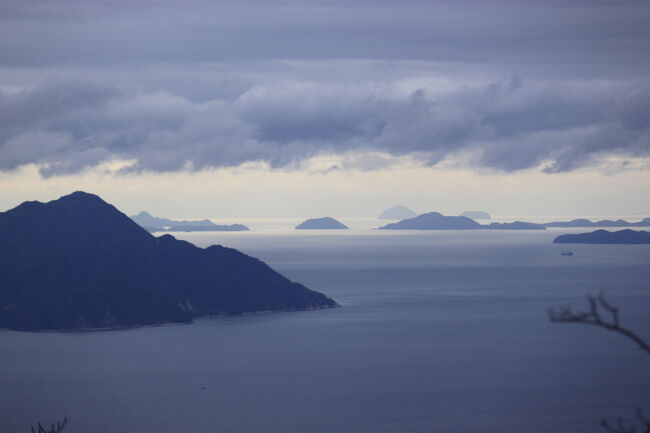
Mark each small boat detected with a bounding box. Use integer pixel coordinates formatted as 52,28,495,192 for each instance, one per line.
561,251,574,256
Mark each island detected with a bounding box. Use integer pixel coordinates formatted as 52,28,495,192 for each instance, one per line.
163,224,249,232
0,192,338,331
378,212,546,230
379,212,482,230
553,229,650,244
295,217,349,230
378,205,417,220
131,210,249,232
486,221,545,230
544,217,650,228
461,211,491,220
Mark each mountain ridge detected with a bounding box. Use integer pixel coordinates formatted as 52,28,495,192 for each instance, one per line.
0,192,337,331
378,212,545,230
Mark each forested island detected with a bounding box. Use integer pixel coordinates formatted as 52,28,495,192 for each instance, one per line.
0,192,338,331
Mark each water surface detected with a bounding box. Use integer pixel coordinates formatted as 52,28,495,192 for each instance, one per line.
1,229,649,433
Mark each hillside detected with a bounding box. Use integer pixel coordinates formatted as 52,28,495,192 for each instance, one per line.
0,192,337,331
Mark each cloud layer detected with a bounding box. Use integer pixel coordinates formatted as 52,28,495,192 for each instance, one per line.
0,0,649,176
1,75,649,176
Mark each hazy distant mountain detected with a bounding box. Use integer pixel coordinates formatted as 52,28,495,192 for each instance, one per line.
461,211,491,220
553,229,650,244
378,205,417,220
131,211,176,228
379,212,482,230
544,218,650,228
163,224,249,232
0,192,337,331
295,217,349,229
379,212,546,230
486,221,545,230
131,211,249,232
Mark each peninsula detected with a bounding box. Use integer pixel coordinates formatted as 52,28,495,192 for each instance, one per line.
0,192,337,331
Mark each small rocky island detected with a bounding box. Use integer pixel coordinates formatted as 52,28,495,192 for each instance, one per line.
295,217,349,229
0,192,338,331
378,212,545,230
378,205,417,220
461,211,491,220
131,211,249,232
553,229,650,244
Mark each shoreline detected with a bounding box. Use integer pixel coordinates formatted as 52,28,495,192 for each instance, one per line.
0,303,341,333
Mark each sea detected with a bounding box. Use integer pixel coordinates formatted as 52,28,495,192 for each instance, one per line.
1,217,649,433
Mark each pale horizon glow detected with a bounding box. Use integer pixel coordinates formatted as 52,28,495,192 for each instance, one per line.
1,154,649,220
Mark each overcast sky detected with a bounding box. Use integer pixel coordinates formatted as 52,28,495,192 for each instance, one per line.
1,0,649,218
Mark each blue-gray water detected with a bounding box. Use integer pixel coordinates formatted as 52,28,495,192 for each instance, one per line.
1,229,649,433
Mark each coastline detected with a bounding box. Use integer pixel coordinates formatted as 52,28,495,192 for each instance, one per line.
0,303,341,333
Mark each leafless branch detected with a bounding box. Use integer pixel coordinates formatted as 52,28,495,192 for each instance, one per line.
28,417,67,433
601,409,650,433
547,291,650,356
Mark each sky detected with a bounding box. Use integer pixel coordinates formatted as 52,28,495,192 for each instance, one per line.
0,0,649,218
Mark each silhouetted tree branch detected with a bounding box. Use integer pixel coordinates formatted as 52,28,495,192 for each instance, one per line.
547,291,650,356
26,417,67,433
600,408,650,433
548,293,649,433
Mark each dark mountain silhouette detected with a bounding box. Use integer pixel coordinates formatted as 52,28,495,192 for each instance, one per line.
0,192,337,331
378,205,417,220
295,217,349,229
131,211,249,232
544,218,650,228
461,211,491,220
378,212,546,230
553,229,650,244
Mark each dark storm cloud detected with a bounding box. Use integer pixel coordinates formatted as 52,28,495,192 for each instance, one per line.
0,0,649,175
1,76,649,176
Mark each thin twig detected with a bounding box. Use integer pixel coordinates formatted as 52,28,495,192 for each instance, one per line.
600,409,650,433
547,291,650,356
29,418,67,433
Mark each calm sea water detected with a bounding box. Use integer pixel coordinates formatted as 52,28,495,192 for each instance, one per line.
1,227,649,433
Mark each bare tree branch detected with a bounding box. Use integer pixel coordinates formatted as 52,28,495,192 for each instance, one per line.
28,417,67,433
547,291,650,356
600,409,650,433
548,293,649,433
